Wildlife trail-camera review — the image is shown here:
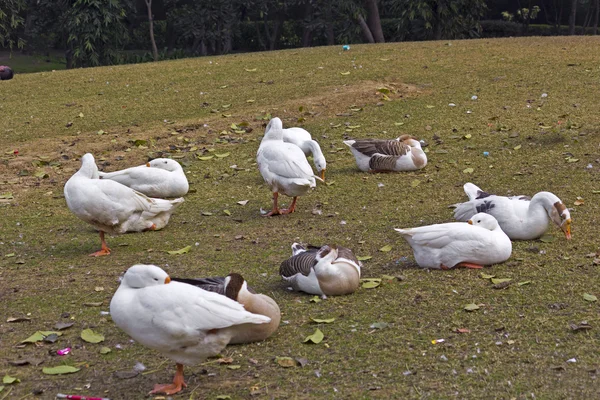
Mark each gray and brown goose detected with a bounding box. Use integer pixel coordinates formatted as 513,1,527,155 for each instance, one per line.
343,134,427,172
171,273,280,344
279,243,361,296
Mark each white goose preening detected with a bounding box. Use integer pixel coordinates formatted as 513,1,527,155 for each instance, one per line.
343,135,427,172
171,273,281,344
64,153,183,256
279,126,327,181
110,264,271,395
99,158,189,198
394,212,512,270
451,182,572,240
279,243,361,295
257,117,320,216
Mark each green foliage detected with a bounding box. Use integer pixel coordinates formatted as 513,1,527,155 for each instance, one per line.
0,0,26,51
65,0,132,67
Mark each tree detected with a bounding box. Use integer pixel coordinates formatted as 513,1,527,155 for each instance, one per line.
0,0,26,52
568,0,578,34
64,0,131,68
144,0,159,61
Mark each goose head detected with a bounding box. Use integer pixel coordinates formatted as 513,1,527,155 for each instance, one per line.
315,245,339,264
541,193,572,240
224,273,247,301
147,158,182,172
468,212,500,230
121,264,171,289
399,134,423,149
313,153,327,181
263,117,283,140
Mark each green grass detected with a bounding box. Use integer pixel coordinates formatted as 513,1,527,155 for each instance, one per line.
0,50,66,73
1,36,599,399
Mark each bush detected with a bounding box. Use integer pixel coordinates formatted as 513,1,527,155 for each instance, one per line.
480,20,598,38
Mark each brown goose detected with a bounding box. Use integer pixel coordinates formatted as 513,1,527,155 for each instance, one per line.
279,243,361,296
343,135,427,172
171,273,280,344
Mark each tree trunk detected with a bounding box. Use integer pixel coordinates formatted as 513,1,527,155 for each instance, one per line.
568,0,578,35
357,14,375,43
594,0,599,34
269,14,284,50
301,1,313,47
324,5,335,45
144,0,159,61
365,0,385,42
583,0,593,33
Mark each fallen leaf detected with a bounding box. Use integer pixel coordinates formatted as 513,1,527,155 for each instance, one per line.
569,322,592,332
491,278,512,284
201,211,213,216
197,155,214,161
245,68,257,72
583,293,597,302
377,88,390,94
21,331,62,344
303,328,324,344
463,167,474,174
99,347,112,354
42,366,80,375
513,145,521,150
237,200,249,206
370,322,388,330
310,317,335,324
81,328,105,343
518,281,531,286
566,158,579,163
379,245,392,252
464,303,480,311
340,71,350,75
166,245,192,255
357,255,372,261
223,209,231,216
2,376,19,384
215,153,230,158
381,274,396,280
539,234,556,243
227,365,241,370
7,317,31,323
574,197,584,206
94,286,104,292
480,273,495,279
216,395,232,400
361,278,381,289
410,179,421,187
309,296,321,303
275,357,295,368
455,328,471,334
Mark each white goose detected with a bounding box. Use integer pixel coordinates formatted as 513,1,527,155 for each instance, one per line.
257,117,319,216
171,273,281,344
452,182,572,240
110,264,271,395
395,213,512,270
279,126,327,181
99,158,189,198
279,243,361,295
343,135,427,172
64,153,183,256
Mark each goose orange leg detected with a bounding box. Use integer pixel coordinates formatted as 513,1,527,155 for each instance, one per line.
280,197,298,214
150,363,188,395
263,192,282,217
89,231,111,257
456,262,484,269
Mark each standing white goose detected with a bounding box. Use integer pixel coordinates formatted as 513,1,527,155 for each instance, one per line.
99,158,189,198
279,243,361,295
394,213,512,270
280,126,327,181
343,135,427,172
64,153,183,256
451,182,572,240
110,264,271,395
257,117,319,216
171,273,281,344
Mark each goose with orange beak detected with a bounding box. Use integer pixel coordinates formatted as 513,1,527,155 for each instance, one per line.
110,265,270,395
395,213,512,270
452,183,572,240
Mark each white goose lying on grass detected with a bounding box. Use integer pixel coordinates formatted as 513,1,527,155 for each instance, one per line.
451,182,572,240
279,243,361,295
344,135,427,172
99,158,189,198
110,264,271,395
171,272,281,344
395,213,512,270
64,153,183,256
257,117,321,216
280,126,327,181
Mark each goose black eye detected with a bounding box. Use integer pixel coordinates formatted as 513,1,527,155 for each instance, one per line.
153,278,158,281
477,220,481,223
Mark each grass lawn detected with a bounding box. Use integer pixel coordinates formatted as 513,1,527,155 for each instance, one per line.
0,36,599,399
